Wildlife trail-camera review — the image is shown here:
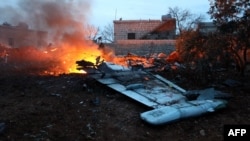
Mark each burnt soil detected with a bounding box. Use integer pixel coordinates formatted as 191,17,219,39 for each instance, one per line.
0,66,249,141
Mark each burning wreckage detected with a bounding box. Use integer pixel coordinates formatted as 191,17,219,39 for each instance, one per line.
76,57,229,125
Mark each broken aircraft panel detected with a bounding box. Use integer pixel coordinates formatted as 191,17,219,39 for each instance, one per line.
76,60,228,125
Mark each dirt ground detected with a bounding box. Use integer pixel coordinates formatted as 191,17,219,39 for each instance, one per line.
0,65,249,141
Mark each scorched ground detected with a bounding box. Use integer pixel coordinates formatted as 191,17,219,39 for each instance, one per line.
0,65,249,141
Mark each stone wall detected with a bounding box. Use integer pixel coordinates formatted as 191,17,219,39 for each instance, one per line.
113,19,176,40
106,40,176,56
0,23,48,48
114,20,162,40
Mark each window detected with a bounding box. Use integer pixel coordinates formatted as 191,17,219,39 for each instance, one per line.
8,38,14,47
127,33,135,39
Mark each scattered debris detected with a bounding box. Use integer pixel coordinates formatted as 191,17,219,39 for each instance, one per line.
91,97,100,106
0,122,6,134
76,58,229,125
223,79,242,87
50,93,62,98
0,66,249,140
200,129,206,136
86,123,96,138
184,88,232,100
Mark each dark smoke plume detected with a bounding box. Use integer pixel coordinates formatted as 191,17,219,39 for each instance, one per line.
0,0,101,75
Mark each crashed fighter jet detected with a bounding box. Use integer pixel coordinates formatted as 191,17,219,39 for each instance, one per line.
76,58,228,125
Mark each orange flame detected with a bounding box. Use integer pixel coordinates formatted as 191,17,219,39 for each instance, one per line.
1,1,155,75
45,41,102,74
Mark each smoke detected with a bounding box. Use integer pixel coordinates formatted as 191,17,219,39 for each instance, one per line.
0,0,106,75
0,0,93,43
14,0,92,44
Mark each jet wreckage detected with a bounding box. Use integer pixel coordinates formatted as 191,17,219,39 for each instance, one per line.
76,58,228,125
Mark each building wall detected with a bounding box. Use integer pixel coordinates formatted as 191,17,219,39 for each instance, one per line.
113,18,176,41
106,40,176,56
114,20,161,40
0,23,48,48
197,22,217,33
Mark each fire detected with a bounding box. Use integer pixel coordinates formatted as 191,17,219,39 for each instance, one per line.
112,54,155,69
64,47,101,74
1,41,104,75
0,0,146,75
43,41,102,75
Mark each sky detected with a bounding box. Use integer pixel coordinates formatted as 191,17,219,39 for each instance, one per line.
91,0,211,27
0,0,211,29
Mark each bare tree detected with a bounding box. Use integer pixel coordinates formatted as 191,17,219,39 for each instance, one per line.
168,7,204,34
100,23,114,43
84,24,99,41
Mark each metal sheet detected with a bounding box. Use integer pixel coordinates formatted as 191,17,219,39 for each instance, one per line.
107,83,159,107
96,78,118,85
